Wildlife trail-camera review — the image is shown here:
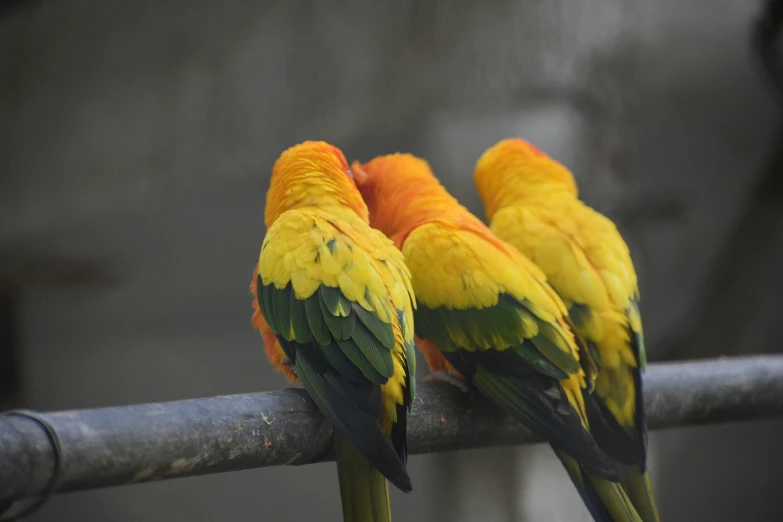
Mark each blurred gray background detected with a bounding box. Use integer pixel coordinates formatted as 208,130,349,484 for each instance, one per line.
2,0,782,520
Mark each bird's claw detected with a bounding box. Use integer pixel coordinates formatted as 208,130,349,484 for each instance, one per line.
423,370,470,393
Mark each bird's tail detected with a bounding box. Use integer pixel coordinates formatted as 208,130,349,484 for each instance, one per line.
334,429,392,522
555,450,644,522
618,464,660,522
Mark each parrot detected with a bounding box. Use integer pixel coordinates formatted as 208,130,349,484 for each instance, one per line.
473,138,659,522
352,153,644,522
250,141,417,522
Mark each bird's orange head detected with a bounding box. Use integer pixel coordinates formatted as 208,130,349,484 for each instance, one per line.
265,141,368,227
474,138,578,221
352,153,461,248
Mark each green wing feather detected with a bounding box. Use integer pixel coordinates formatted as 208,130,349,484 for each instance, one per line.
355,304,396,350
320,287,356,340
306,296,331,345
290,294,310,343
415,293,577,380
414,293,618,479
256,210,416,508
259,277,411,492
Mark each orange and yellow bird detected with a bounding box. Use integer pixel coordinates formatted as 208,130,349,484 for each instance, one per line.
353,153,643,522
474,138,658,522
250,141,417,522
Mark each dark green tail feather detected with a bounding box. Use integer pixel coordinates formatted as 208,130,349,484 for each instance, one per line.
452,354,650,521
618,465,660,522
335,429,392,522
293,345,412,492
469,366,618,479
585,387,659,522
556,451,644,522
589,474,644,522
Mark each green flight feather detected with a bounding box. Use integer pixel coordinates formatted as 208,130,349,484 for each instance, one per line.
269,280,397,385
350,321,395,379
402,318,416,404
415,295,580,382
306,295,331,345
335,429,392,522
474,368,551,436
319,343,367,383
275,282,292,340
294,349,344,427
529,331,573,369
320,285,343,316
530,320,580,375
336,293,353,317
484,301,528,345
512,342,570,381
460,308,485,348
321,285,352,317
413,306,455,352
415,299,526,352
568,302,596,331
633,330,646,369
289,289,311,343
629,298,647,368
515,306,542,338
337,338,387,384
256,280,271,327
320,288,355,340
565,303,604,379
259,282,280,334
354,304,395,350
563,314,598,390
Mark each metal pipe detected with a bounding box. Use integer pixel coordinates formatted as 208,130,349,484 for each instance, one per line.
1,355,782,505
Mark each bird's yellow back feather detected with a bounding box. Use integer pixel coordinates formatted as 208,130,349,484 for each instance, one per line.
252,142,415,435
354,152,591,424
475,138,644,427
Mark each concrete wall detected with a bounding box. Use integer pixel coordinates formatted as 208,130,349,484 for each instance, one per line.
1,1,781,520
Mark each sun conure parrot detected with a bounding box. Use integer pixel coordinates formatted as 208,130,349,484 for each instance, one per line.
250,141,417,522
473,138,659,522
352,153,644,522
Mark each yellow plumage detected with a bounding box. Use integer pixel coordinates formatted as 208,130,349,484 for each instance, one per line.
355,151,655,521
353,153,630,473
258,207,415,429
490,203,641,423
401,220,588,418
251,141,417,521
475,138,657,522
475,139,643,426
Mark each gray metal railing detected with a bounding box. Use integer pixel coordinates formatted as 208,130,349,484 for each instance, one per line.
1,355,782,514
